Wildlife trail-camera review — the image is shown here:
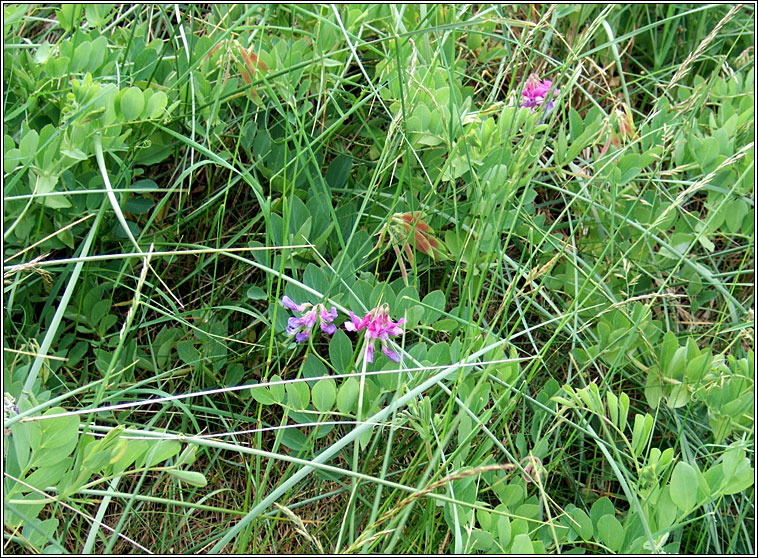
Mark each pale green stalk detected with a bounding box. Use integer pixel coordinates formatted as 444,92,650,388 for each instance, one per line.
335,345,370,551
20,201,106,396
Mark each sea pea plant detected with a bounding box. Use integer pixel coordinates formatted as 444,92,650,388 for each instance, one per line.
3,3,754,555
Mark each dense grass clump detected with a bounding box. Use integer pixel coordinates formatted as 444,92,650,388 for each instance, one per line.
3,4,754,554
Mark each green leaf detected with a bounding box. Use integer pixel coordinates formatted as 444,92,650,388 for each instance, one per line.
124,196,155,215
694,136,719,172
467,529,495,552
596,514,623,552
565,119,602,162
35,173,72,209
22,517,60,552
79,427,126,473
606,391,618,429
617,153,642,185
130,178,159,192
590,497,615,528
420,290,446,323
659,232,693,259
11,419,40,472
84,4,114,27
67,341,89,367
249,384,276,406
670,461,698,511
4,494,46,529
325,154,352,189
120,86,145,121
477,508,491,531
370,281,395,308
663,346,686,379
615,164,641,186
722,462,754,495
721,444,744,480
556,126,567,163
724,198,748,234
279,427,307,452
644,368,664,408
286,381,310,410
659,330,678,366
567,506,593,540
303,264,330,295
19,128,39,161
569,108,584,139
577,384,601,415
337,377,359,414
176,341,200,367
112,220,140,240
498,482,525,508
175,445,198,467
496,513,512,549
58,4,80,31
39,407,79,450
329,330,353,374
395,286,420,321
666,381,690,409
145,90,168,119
514,503,540,521
709,453,755,496
246,286,267,300
655,485,678,530
510,533,534,554
86,36,107,73
301,354,327,379
618,391,629,432
268,375,285,403
698,234,715,252
312,378,337,413
167,469,207,487
71,41,93,73
631,413,654,457
685,352,712,384
90,299,111,328
466,30,483,50
426,342,450,365
143,440,181,468
4,147,24,172
111,440,149,475
24,459,72,492
19,410,75,472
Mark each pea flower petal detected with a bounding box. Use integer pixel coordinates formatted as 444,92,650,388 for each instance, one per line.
281,298,337,343
343,303,405,363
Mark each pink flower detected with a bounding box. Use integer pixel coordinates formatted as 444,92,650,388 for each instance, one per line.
344,303,406,363
281,297,338,343
521,73,558,112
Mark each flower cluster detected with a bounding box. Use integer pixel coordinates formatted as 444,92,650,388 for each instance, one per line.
344,303,406,363
373,212,447,282
281,296,338,343
4,392,18,421
280,297,406,364
521,74,559,112
520,456,545,484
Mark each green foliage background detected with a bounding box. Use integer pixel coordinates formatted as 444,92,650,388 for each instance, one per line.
3,4,754,554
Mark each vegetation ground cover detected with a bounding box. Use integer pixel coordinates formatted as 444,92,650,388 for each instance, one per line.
2,4,755,554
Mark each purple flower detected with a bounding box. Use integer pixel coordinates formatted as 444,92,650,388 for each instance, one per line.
320,307,338,335
282,295,307,312
521,73,559,113
281,297,337,343
344,303,406,363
